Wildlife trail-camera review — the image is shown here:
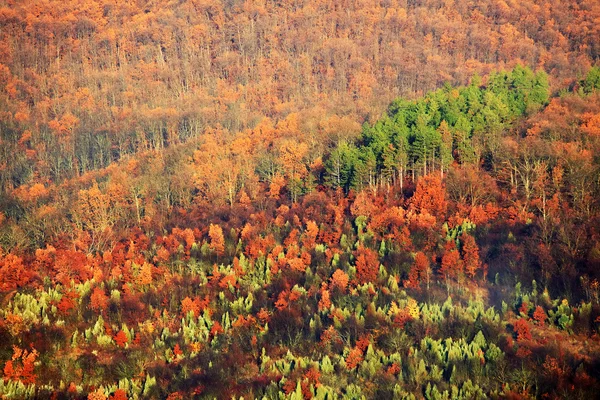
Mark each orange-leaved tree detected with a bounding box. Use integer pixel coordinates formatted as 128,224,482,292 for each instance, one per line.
330,269,349,292
355,245,380,284
411,174,447,219
406,251,431,290
90,287,109,312
439,240,462,290
208,224,225,258
461,232,481,279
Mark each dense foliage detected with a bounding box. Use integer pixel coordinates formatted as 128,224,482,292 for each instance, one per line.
325,66,549,192
1,0,600,189
1,1,600,399
1,66,599,399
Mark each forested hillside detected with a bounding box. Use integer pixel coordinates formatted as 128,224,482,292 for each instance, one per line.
1,0,599,188
1,1,600,399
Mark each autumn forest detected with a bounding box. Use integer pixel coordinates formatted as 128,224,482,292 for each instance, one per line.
1,0,600,399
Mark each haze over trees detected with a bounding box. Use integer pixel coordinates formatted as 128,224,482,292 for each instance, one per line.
1,0,600,399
